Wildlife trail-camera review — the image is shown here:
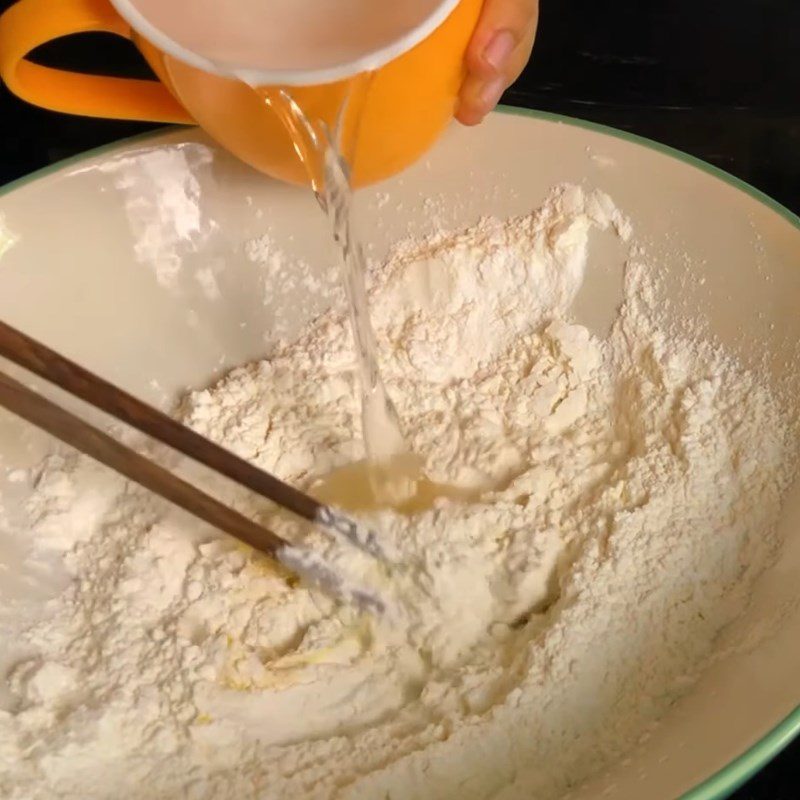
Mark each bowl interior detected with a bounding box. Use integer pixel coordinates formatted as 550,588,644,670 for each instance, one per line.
0,111,798,799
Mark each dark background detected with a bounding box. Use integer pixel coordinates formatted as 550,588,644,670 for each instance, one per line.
0,0,798,796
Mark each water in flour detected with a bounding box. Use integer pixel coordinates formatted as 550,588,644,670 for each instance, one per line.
0,185,796,799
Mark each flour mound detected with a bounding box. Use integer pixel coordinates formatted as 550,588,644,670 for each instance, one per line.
0,185,795,800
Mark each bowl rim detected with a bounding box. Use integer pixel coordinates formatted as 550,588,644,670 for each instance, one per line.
0,105,798,800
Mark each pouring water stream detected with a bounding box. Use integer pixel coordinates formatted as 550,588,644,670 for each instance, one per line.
260,81,422,505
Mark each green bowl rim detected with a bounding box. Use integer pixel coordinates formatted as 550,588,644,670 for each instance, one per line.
0,105,798,800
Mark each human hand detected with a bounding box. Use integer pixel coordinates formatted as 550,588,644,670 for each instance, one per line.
457,0,539,125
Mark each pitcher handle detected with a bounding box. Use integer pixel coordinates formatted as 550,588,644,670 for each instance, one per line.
0,0,193,123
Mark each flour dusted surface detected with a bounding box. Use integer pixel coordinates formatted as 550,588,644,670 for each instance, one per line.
0,186,796,799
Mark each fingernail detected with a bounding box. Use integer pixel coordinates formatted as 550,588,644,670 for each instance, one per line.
479,76,507,110
483,29,516,72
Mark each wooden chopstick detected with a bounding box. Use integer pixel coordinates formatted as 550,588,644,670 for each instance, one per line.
0,369,287,557
0,319,383,561
0,367,389,614
0,320,390,611
0,319,326,524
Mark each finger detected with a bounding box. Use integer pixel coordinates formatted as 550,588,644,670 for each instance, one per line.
457,74,507,126
465,0,539,80
457,0,539,125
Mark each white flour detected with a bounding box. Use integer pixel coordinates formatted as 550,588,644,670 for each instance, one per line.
0,185,796,799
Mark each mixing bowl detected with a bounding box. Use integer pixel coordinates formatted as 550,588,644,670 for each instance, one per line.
0,108,798,798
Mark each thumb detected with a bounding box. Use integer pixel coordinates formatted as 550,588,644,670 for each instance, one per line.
457,0,539,126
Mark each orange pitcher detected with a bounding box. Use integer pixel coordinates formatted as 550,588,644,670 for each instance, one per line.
0,0,482,186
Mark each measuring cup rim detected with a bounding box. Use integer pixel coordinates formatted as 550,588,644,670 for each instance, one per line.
109,0,463,86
